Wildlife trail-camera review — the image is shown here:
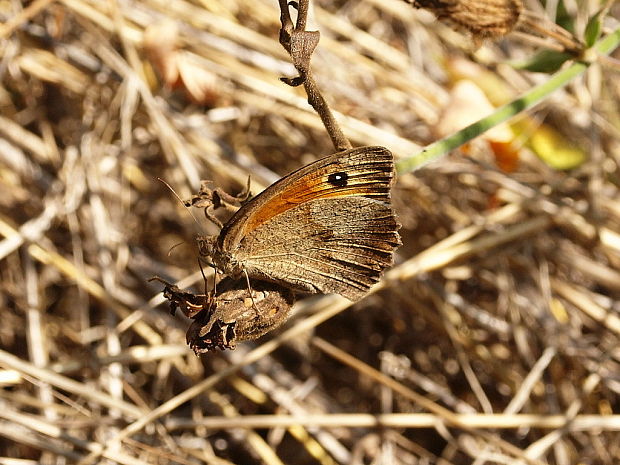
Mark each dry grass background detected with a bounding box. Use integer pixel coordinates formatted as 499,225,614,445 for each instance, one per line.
1,0,620,463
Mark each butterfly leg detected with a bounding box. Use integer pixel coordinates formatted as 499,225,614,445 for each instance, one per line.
215,176,251,205
185,177,252,228
148,276,212,319
197,257,218,309
242,269,261,316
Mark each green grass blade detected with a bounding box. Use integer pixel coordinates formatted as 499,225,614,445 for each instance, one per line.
396,27,620,174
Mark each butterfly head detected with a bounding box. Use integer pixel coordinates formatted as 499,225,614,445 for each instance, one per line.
196,234,217,259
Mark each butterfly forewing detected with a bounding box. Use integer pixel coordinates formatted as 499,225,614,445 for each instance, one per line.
219,146,395,251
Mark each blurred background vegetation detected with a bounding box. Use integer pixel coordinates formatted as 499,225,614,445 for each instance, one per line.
0,0,619,463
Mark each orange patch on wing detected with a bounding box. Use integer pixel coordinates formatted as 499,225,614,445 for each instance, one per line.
239,172,379,237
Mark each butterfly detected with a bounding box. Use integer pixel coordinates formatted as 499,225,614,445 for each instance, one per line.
196,146,401,301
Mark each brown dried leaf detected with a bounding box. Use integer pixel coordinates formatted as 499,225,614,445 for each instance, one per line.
143,19,222,105
435,80,518,171
175,52,222,105
143,19,180,87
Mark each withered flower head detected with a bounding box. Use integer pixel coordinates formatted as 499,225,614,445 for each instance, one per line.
408,0,523,40
154,277,296,353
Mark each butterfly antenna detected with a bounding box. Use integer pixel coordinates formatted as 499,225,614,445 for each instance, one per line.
167,241,186,256
157,177,205,233
197,257,208,294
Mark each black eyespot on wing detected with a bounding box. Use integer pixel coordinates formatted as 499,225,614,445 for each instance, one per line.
328,172,348,187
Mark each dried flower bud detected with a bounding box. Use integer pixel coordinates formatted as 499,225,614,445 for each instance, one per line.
154,277,296,353
408,0,523,40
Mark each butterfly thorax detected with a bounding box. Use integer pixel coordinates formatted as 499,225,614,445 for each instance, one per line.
196,234,244,278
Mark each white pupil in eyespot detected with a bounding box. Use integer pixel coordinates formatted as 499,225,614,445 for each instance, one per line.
328,172,348,186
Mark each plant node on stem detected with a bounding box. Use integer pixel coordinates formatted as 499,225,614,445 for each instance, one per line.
277,0,352,151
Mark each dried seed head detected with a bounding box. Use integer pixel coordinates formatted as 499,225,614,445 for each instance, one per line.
189,279,296,352
408,0,523,40
156,276,296,353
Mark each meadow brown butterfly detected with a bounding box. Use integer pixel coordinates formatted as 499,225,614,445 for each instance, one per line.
197,146,401,300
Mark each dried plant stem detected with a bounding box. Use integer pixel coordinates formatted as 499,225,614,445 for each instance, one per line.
278,0,352,151
0,406,152,465
74,294,353,464
165,413,620,430
519,11,582,53
0,0,57,38
552,279,620,335
0,216,161,344
312,338,546,465
2,0,619,462
206,390,286,465
0,349,144,419
302,75,353,151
